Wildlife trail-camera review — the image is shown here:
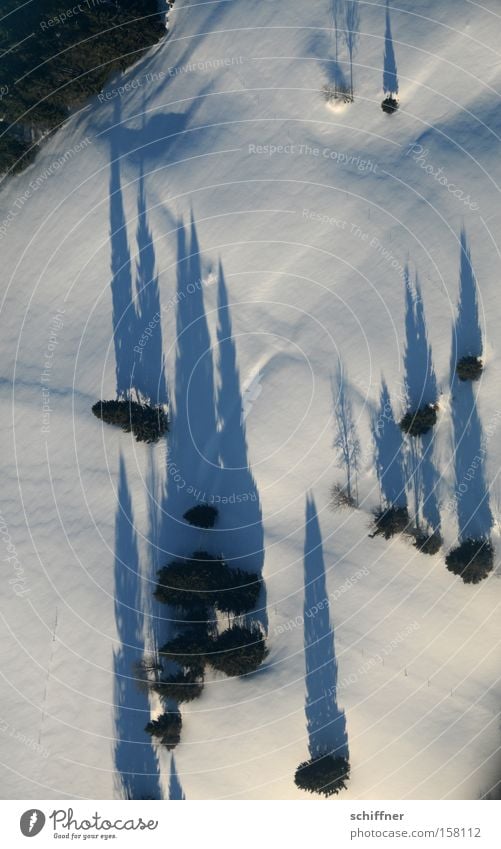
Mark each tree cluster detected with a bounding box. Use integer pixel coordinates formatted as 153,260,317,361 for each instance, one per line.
147,504,268,748
154,550,263,616
160,625,268,679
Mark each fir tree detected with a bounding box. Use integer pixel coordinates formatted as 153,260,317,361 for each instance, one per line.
206,626,268,677
294,755,350,797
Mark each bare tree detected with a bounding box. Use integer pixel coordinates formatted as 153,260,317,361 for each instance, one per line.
332,364,361,505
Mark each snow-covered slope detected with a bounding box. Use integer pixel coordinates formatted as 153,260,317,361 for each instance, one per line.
1,0,501,800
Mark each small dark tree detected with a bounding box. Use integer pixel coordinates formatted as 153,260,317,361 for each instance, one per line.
92,399,168,443
159,632,209,676
446,539,494,584
154,552,228,608
399,404,438,437
145,712,182,749
206,626,268,677
294,755,350,797
152,670,204,703
131,405,169,443
381,96,399,114
456,356,483,382
413,531,442,555
183,503,219,528
215,569,263,616
370,506,410,540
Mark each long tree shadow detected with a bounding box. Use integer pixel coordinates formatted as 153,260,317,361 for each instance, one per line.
113,453,162,800
212,262,267,633
169,215,218,510
157,215,220,618
303,496,348,759
169,754,186,800
450,229,483,370
450,236,492,541
402,270,441,536
383,0,399,96
403,269,437,411
372,378,407,509
450,380,492,540
413,283,441,537
308,27,348,99
109,100,138,399
108,100,169,405
133,161,169,405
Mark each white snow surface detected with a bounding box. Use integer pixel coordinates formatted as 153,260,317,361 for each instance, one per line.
1,0,501,800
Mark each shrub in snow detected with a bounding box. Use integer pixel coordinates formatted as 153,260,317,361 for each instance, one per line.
294,755,350,797
183,503,219,528
330,483,357,510
445,539,494,584
145,712,182,749
413,531,442,556
152,670,204,703
154,551,262,615
92,399,168,443
323,83,353,105
206,626,268,677
381,96,399,114
456,356,483,382
370,506,410,540
399,404,438,437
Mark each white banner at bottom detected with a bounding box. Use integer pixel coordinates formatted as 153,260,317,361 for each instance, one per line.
2,800,499,848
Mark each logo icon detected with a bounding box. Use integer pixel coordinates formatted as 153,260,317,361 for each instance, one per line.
20,809,46,837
